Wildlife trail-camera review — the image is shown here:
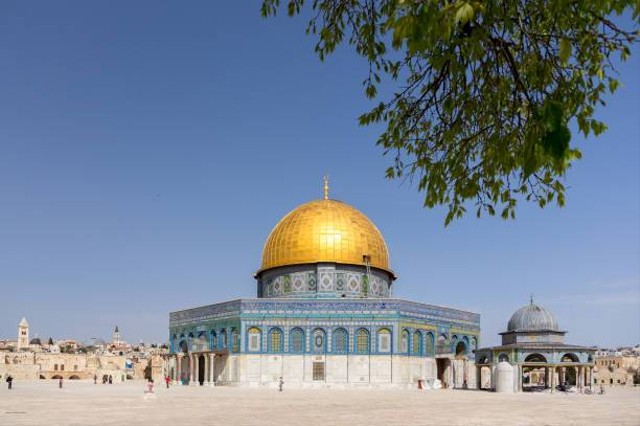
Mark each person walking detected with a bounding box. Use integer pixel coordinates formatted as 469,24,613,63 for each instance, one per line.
59,377,63,389
278,377,284,392
108,375,113,384
165,375,171,389
6,375,13,390
93,374,97,385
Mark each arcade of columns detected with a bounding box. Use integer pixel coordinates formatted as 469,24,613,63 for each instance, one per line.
476,363,595,392
170,352,220,385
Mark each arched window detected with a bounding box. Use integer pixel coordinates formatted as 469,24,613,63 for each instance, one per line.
312,328,326,354
377,328,391,353
333,328,348,354
498,353,509,362
231,328,240,352
401,329,409,354
413,331,423,356
455,341,466,357
247,327,261,352
268,328,283,352
355,328,370,354
220,329,227,349
425,332,434,355
210,330,217,350
437,334,447,353
290,328,305,353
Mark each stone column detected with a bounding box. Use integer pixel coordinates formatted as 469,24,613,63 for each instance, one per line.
517,365,523,392
550,366,555,393
579,366,584,390
176,354,182,385
189,354,195,384
209,354,215,385
193,354,200,385
546,367,550,388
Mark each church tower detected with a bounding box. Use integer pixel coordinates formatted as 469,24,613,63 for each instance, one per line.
17,317,29,350
112,325,122,347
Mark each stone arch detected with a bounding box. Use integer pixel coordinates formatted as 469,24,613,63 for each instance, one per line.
289,327,305,353
524,353,547,363
355,328,370,354
179,340,188,353
39,375,46,380
455,341,467,357
51,375,63,380
333,328,348,354
561,353,579,363
498,353,509,362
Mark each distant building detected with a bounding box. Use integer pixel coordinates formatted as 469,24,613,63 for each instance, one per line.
0,318,167,383
594,354,639,386
17,317,29,351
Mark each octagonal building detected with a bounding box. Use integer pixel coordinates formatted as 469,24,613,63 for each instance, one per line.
168,182,480,388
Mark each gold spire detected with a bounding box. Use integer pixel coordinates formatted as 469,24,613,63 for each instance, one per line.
323,175,329,200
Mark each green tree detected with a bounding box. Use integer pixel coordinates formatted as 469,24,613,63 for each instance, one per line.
262,0,639,224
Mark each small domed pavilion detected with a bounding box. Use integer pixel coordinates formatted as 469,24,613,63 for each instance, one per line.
475,298,595,393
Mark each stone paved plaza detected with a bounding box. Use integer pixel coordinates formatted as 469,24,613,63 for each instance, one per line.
1,381,639,426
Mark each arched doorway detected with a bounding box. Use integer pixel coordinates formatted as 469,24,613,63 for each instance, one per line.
436,358,451,388
561,353,579,386
523,354,548,391
198,354,206,385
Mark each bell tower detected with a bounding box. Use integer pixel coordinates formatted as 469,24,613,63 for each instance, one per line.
112,325,122,347
17,317,29,350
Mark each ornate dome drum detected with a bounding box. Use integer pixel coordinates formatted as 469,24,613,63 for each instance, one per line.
256,185,395,299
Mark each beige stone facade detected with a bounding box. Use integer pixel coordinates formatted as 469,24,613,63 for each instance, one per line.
594,355,639,386
0,318,168,384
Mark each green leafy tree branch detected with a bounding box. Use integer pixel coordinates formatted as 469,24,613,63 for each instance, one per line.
262,0,639,224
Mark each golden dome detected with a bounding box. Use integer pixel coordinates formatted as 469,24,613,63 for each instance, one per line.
260,198,393,275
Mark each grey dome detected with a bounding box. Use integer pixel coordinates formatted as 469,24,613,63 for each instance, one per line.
507,302,558,332
29,337,42,345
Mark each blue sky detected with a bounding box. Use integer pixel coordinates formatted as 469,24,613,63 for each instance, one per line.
0,2,638,347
